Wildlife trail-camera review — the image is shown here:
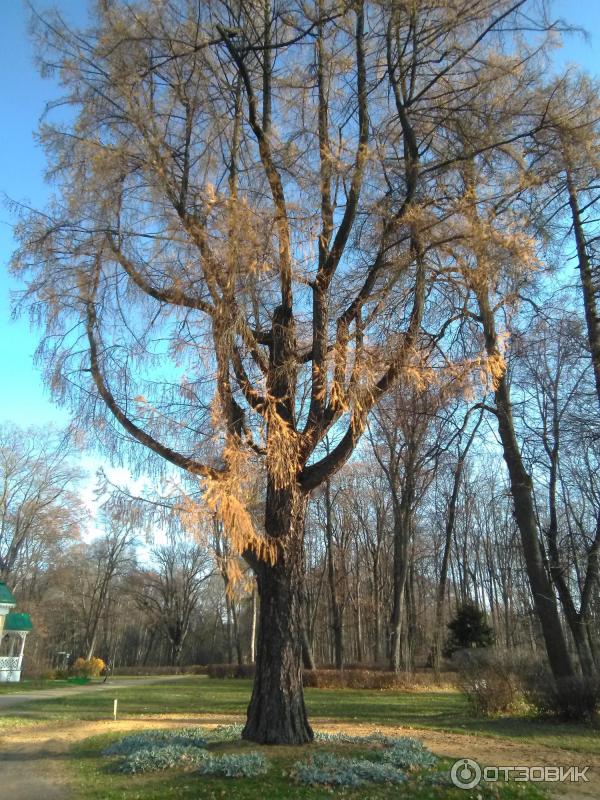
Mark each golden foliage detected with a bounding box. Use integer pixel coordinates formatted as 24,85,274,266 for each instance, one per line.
263,397,300,490
72,656,105,677
198,443,277,566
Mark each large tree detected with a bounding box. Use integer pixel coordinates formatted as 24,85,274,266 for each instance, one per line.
13,0,556,742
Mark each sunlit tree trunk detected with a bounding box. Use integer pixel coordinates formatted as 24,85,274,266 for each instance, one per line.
242,487,312,744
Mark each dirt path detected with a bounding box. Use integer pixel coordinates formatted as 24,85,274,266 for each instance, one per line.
0,713,597,800
0,674,189,710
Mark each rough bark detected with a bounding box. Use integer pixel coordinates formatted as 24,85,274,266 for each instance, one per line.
242,488,313,744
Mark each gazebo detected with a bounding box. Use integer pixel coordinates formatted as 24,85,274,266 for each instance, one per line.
0,581,16,633
0,582,33,682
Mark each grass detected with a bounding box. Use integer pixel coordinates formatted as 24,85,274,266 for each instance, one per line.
8,676,600,755
69,730,548,800
0,677,94,694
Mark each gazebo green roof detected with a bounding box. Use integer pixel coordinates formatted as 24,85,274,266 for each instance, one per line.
4,612,33,632
0,582,16,606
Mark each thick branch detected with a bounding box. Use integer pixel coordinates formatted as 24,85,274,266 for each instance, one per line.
85,285,219,480
107,237,214,314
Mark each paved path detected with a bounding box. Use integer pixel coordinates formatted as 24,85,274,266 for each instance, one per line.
0,674,189,711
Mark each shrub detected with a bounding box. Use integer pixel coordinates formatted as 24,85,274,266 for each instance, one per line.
523,671,600,722
71,656,105,678
206,663,255,679
303,669,395,689
292,752,406,787
113,664,207,676
454,649,521,715
197,752,269,778
205,664,454,689
303,668,455,690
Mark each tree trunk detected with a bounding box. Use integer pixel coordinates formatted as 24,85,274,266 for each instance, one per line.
170,639,183,668
389,495,412,672
243,487,313,744
373,554,381,663
231,600,243,666
354,562,363,663
432,466,461,672
566,167,600,410
324,479,344,669
142,628,156,666
225,595,234,663
301,623,316,670
432,411,481,672
475,285,574,680
85,633,97,663
250,584,257,663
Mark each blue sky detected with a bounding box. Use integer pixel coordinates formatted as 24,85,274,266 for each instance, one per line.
0,0,599,433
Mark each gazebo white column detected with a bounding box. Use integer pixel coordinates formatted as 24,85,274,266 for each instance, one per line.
0,612,33,682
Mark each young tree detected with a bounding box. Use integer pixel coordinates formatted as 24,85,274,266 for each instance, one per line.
12,0,557,742
445,601,495,656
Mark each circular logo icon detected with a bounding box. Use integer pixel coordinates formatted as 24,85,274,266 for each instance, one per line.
451,758,482,789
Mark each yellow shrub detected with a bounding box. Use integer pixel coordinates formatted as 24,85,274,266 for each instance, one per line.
72,656,106,677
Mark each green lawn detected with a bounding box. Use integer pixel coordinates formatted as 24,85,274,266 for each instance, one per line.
0,677,93,694
8,676,600,755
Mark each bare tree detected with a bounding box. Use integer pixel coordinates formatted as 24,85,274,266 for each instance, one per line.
456,156,575,679
79,512,138,660
518,315,600,675
431,406,483,673
0,426,83,584
135,534,212,666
